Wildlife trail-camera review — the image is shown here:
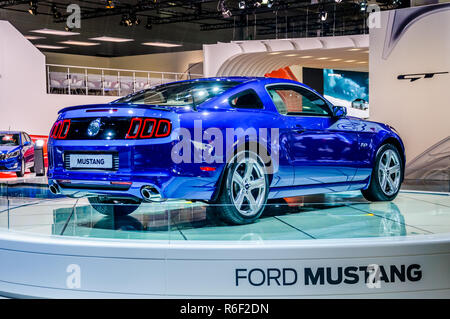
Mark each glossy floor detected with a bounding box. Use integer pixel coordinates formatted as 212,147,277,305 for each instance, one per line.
0,189,449,241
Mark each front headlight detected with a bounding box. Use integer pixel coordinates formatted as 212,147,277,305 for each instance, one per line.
6,150,20,159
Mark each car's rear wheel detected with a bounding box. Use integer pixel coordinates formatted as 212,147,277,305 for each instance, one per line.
215,151,269,225
88,197,141,216
16,159,25,178
361,144,403,202
30,165,35,173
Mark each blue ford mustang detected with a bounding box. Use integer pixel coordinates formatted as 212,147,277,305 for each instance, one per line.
47,77,405,224
0,131,35,177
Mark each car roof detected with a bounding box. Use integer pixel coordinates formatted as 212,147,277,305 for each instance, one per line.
175,77,315,91
0,131,22,134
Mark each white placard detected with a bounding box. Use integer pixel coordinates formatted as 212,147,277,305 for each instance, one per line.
69,154,113,169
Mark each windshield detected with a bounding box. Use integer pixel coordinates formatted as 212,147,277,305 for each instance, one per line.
112,80,241,108
0,134,20,146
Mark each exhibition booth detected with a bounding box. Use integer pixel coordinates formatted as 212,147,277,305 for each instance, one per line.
0,2,449,298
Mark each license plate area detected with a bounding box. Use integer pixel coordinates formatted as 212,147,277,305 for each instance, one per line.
64,152,119,171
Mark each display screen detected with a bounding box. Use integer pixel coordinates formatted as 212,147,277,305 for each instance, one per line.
323,69,369,111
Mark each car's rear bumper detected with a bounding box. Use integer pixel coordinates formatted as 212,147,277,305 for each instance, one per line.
49,176,217,200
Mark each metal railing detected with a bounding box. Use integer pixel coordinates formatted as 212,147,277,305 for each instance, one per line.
46,64,203,96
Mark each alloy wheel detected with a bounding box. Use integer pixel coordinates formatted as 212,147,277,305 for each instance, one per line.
378,149,401,196
230,156,267,216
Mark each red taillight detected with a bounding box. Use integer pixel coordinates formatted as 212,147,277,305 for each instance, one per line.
126,117,171,139
140,118,157,138
155,119,171,138
126,118,143,139
50,119,71,139
50,121,62,138
59,120,71,139
200,166,216,172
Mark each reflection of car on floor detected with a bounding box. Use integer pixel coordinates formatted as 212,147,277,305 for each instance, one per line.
47,77,405,225
0,131,35,177
351,98,369,110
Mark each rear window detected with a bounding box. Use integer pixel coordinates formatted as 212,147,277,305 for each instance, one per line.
112,80,240,109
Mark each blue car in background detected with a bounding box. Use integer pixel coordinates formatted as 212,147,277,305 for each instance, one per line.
47,77,405,225
0,131,35,177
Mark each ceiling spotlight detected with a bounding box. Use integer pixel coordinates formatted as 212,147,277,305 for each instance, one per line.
222,9,232,18
254,1,262,8
334,0,342,3
267,0,274,8
238,1,246,10
105,0,115,9
51,4,61,19
28,1,37,15
261,0,269,4
218,0,232,18
360,1,368,12
65,25,73,32
319,10,328,22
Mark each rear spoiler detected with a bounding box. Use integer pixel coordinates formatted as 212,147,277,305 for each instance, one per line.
58,103,175,114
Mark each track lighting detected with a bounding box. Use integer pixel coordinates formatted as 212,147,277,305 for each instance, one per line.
319,10,328,22
120,13,140,27
28,1,37,15
360,1,368,12
238,1,246,9
105,0,115,9
218,0,232,18
51,4,61,19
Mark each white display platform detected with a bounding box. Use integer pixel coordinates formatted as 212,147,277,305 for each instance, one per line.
0,230,449,298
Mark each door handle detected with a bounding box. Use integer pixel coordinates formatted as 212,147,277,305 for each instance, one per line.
293,125,305,134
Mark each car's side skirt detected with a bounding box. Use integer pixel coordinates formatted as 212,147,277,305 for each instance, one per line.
268,179,370,199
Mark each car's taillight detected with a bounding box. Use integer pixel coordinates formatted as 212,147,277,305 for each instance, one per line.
126,117,171,139
50,119,71,139
126,118,142,139
155,119,171,138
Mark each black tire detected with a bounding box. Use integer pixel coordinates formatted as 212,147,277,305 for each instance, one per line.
36,167,45,177
361,144,403,202
30,166,35,173
16,159,25,178
214,151,269,225
88,197,141,217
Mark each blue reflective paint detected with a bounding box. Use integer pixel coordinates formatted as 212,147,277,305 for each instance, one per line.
47,77,405,201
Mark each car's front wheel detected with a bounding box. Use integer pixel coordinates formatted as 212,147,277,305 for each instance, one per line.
16,159,25,178
361,144,403,201
215,151,269,225
88,197,141,216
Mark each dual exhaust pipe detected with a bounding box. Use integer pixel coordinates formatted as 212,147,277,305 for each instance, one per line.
48,183,162,202
140,186,163,202
48,183,60,195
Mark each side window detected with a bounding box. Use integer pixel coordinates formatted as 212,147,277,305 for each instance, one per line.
229,89,263,109
25,134,32,143
20,133,26,145
267,85,331,116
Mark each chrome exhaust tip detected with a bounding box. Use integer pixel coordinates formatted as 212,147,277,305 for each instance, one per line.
141,186,162,202
49,184,60,195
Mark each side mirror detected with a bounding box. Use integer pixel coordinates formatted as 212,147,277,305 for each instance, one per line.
332,105,347,118
24,141,31,146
